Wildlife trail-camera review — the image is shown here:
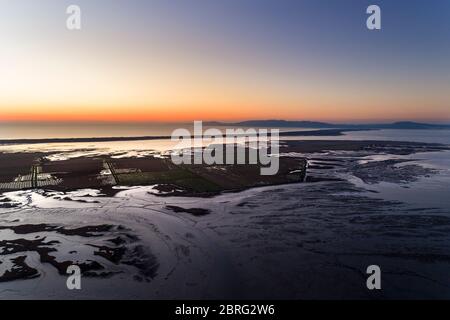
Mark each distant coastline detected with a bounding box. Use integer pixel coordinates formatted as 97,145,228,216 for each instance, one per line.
0,128,366,145
1,119,450,145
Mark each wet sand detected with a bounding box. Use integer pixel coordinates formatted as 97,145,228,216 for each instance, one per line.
0,139,449,298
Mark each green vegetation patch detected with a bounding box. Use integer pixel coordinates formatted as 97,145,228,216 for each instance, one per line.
116,168,222,193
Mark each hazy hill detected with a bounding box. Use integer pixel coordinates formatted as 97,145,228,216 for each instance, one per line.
205,120,450,129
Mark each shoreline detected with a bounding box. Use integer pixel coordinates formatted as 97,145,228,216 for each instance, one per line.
0,128,370,146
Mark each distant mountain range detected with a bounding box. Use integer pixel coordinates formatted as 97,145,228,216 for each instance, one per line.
205,120,450,130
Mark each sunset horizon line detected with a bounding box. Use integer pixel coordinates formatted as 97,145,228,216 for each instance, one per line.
1,118,449,125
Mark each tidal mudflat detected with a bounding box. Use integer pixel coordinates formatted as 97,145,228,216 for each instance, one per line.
0,139,449,299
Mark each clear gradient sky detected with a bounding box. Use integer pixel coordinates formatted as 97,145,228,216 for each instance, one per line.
1,0,449,123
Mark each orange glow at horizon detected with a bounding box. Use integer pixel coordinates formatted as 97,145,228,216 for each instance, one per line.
2,100,449,124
